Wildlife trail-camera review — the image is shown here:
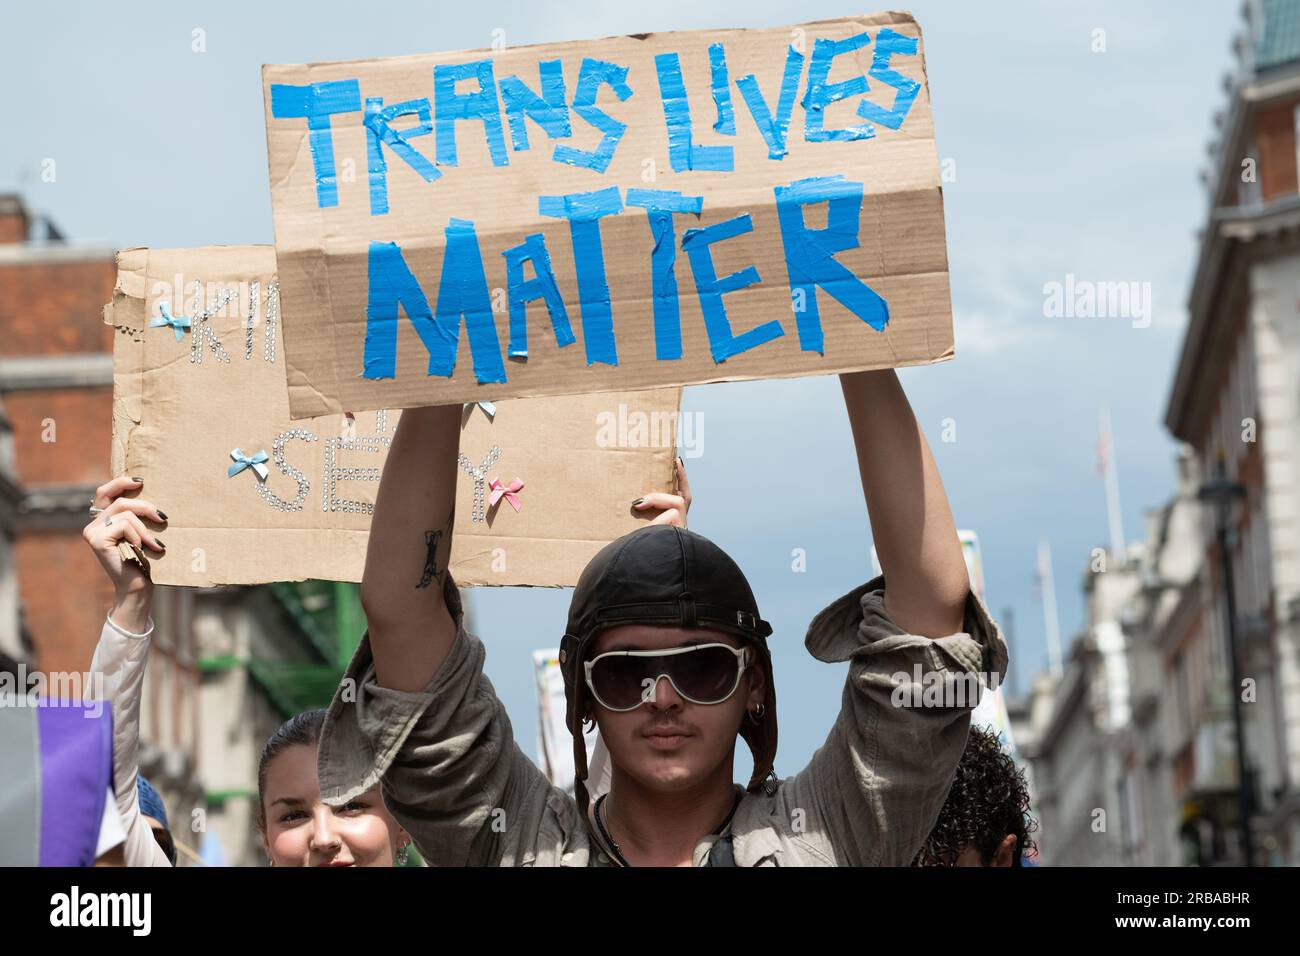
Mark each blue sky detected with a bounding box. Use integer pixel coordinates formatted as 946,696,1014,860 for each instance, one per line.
1,1,1237,775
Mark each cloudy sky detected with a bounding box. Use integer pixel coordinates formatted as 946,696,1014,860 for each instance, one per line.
2,1,1238,775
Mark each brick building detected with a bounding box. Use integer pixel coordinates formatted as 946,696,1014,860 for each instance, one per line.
0,395,21,661
0,193,117,669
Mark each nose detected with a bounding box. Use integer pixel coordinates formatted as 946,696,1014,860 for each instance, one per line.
309,807,341,852
644,673,684,711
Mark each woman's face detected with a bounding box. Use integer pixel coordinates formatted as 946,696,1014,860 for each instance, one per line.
261,742,407,867
587,625,764,794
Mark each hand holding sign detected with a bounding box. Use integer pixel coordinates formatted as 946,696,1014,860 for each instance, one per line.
632,456,692,527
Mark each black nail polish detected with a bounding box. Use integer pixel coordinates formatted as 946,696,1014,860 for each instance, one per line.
131,476,144,483
632,497,644,506
157,511,168,521
155,539,165,550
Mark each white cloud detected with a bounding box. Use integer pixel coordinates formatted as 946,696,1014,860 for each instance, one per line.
953,309,1049,354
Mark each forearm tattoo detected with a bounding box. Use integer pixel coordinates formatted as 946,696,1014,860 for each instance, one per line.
417,505,455,589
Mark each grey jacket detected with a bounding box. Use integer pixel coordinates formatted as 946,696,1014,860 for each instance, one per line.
318,572,1008,866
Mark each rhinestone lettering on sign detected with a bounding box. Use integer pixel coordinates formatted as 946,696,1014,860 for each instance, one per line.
323,417,390,514
244,280,260,361
254,428,318,512
264,280,280,364
189,280,234,365
458,445,501,523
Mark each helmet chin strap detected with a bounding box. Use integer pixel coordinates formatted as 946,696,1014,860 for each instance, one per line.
572,682,592,814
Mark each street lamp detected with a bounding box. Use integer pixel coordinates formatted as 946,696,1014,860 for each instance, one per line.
1197,453,1252,866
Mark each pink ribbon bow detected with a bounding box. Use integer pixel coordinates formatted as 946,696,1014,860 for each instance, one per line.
488,476,525,512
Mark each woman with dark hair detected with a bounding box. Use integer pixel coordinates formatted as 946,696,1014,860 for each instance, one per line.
85,476,413,867
256,708,413,867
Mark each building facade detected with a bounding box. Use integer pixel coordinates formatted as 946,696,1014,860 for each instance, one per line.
1022,541,1144,866
1027,0,1300,867
1164,0,1300,865
0,195,376,865
0,194,118,670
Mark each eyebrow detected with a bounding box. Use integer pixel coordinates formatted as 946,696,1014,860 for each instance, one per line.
269,797,308,809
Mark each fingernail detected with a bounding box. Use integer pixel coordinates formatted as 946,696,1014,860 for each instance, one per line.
631,498,644,506
155,539,166,550
131,476,144,483
157,511,168,521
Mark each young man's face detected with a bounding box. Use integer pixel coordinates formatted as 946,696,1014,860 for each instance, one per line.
587,624,765,794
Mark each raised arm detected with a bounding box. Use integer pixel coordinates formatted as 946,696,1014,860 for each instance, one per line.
84,476,172,867
317,416,690,864
361,404,463,692
779,377,1007,865
839,369,969,638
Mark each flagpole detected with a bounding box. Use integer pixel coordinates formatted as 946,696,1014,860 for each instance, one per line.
1099,407,1127,566
1038,539,1063,678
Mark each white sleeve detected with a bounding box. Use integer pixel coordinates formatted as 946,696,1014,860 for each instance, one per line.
94,786,126,860
90,615,173,867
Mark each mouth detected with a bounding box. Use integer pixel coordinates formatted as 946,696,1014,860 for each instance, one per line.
642,728,692,749
316,860,354,867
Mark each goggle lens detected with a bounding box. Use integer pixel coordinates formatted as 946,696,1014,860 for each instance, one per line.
588,644,745,710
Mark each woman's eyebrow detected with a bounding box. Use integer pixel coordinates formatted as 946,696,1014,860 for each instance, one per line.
269,796,307,808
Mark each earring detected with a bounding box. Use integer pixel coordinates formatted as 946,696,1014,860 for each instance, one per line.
396,842,411,866
747,703,766,724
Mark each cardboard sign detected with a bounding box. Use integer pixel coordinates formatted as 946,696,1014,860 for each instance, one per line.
262,12,951,420
108,246,681,588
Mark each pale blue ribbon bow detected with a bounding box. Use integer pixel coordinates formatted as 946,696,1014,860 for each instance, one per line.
149,303,192,342
228,448,269,481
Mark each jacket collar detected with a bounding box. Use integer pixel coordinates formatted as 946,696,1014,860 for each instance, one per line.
729,792,785,865
584,786,776,866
